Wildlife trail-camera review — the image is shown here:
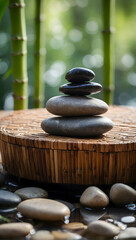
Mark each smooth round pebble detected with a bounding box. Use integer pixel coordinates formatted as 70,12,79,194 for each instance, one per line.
0,190,21,208
80,186,109,208
15,187,48,200
41,116,113,137
118,227,136,239
121,216,135,224
62,222,88,231
65,67,95,83
31,230,54,240
17,198,70,221
52,231,82,239
0,173,5,186
84,220,120,238
110,183,136,205
59,82,102,96
46,96,108,116
0,222,33,238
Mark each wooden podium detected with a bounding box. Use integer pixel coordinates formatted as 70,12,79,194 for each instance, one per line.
0,106,136,185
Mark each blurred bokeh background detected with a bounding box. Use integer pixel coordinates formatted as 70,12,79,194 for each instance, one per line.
0,0,136,110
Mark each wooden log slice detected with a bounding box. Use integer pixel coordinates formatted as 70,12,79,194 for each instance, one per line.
0,106,136,185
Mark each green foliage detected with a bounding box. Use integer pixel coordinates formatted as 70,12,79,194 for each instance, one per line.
1,0,136,109
0,215,10,223
0,0,9,22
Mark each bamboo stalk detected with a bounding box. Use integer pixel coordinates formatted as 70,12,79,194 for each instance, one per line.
9,0,28,110
34,0,46,108
102,0,115,104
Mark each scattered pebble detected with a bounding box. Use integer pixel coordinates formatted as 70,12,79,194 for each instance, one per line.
31,230,54,240
0,190,21,208
80,186,109,208
121,216,135,224
110,183,136,205
84,220,120,238
17,198,70,221
52,230,82,239
15,187,48,200
0,222,33,238
118,227,136,239
62,222,88,231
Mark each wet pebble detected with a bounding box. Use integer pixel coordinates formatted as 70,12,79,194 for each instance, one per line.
80,186,109,208
65,67,95,83
84,220,120,238
0,190,21,208
52,230,82,239
46,96,108,116
17,198,70,221
110,183,136,205
15,187,48,200
0,222,33,238
121,216,135,224
62,222,88,231
118,227,136,239
31,230,54,240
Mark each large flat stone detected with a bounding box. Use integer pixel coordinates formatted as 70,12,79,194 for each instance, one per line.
17,198,70,221
46,96,108,116
41,116,113,137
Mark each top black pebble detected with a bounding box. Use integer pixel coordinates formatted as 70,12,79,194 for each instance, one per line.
65,67,95,83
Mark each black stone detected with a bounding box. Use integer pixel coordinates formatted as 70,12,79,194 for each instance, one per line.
0,190,21,208
41,116,113,137
59,82,102,96
65,67,95,83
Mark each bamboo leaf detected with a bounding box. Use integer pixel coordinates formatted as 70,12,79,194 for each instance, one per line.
0,0,9,22
0,215,10,223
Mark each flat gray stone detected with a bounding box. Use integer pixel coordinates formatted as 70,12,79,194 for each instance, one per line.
41,116,113,137
0,190,21,208
15,187,48,200
65,67,95,83
46,96,108,116
17,198,70,221
59,82,102,96
0,222,33,238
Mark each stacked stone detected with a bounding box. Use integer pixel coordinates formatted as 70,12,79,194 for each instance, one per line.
41,67,113,137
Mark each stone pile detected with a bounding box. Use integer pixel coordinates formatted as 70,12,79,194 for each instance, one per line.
41,67,113,137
